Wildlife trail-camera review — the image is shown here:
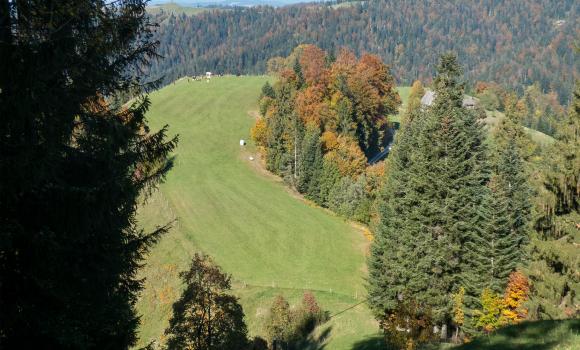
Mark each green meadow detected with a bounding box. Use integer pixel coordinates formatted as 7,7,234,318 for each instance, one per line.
135,76,383,349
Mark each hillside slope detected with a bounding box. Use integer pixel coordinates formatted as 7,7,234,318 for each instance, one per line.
135,76,381,349
148,0,578,102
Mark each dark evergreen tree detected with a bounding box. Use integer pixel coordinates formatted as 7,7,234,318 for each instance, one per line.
0,1,177,348
461,137,532,334
495,138,532,263
297,125,323,201
265,85,294,174
526,82,579,320
261,81,276,99
493,94,536,160
461,183,514,334
336,97,356,137
368,54,490,339
293,59,305,89
367,95,430,327
319,157,342,207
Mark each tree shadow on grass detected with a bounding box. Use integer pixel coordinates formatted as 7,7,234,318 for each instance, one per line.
351,334,386,350
455,319,579,350
293,325,332,350
350,320,579,350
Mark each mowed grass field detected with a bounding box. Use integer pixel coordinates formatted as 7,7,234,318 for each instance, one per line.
135,76,384,349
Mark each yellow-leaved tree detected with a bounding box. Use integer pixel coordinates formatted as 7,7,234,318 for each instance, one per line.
452,287,465,342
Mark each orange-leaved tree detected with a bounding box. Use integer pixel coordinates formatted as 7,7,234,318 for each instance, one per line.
502,271,530,323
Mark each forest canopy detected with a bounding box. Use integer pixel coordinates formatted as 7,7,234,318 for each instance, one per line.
147,0,578,103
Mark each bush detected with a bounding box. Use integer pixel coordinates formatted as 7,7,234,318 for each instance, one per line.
264,292,329,349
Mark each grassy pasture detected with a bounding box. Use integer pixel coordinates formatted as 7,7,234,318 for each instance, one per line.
136,76,381,349
484,110,554,147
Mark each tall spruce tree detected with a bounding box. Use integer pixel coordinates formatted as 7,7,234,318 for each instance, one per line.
525,82,579,320
265,84,294,174
494,139,532,263
297,125,323,201
493,95,536,160
462,183,509,293
461,136,532,335
293,59,305,89
0,1,177,347
368,54,490,339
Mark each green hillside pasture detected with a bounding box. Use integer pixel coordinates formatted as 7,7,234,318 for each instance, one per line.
136,76,380,349
484,110,554,147
389,86,410,124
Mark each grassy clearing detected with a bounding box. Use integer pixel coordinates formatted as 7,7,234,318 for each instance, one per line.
330,1,361,9
135,76,380,349
484,110,554,147
147,3,208,16
389,86,410,124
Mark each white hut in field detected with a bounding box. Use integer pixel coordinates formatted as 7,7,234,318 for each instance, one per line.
420,90,436,107
421,90,479,110
240,139,246,146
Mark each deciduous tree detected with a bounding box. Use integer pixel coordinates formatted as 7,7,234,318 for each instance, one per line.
165,254,248,350
406,80,425,117
502,271,530,323
475,289,505,333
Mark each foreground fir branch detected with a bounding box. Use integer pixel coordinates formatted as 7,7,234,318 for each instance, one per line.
0,1,177,347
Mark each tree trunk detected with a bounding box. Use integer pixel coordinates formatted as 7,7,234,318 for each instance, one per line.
440,324,447,340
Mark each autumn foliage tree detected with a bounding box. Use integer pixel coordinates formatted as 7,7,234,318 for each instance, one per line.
265,292,328,349
452,287,466,342
251,45,400,224
380,297,435,350
475,289,505,333
502,271,530,323
405,80,425,118
266,295,292,348
299,45,328,85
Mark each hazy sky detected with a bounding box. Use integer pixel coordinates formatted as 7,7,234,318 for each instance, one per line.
150,0,316,5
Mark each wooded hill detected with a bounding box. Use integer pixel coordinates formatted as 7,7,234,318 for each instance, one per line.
147,0,578,103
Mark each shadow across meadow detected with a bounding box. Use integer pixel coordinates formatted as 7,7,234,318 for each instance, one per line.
351,334,386,350
350,319,579,350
